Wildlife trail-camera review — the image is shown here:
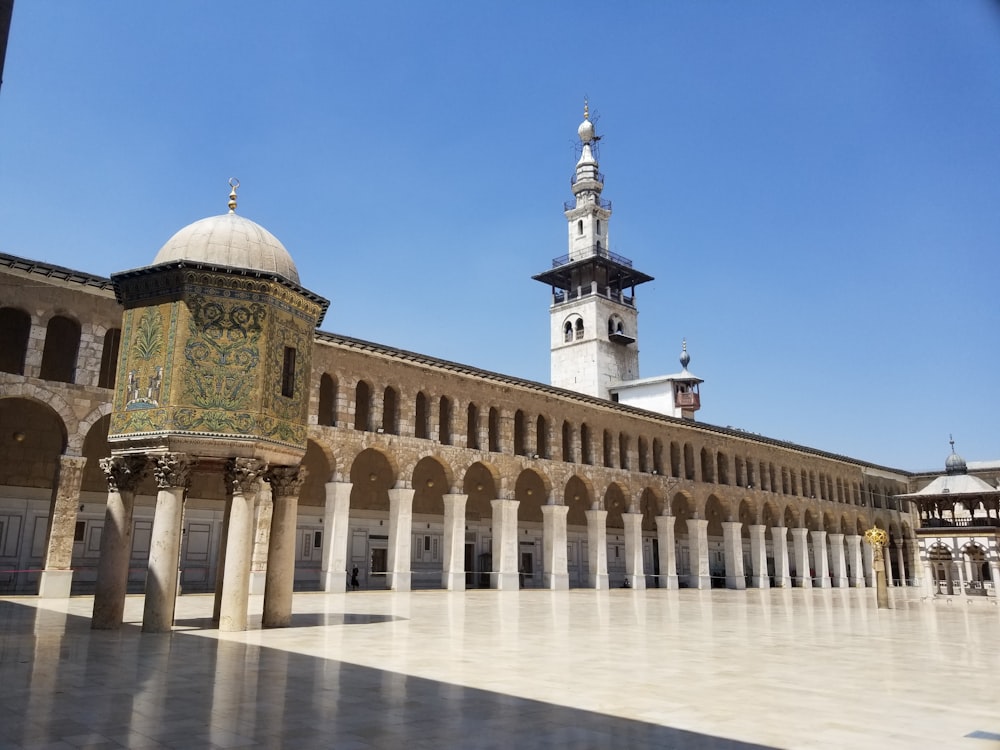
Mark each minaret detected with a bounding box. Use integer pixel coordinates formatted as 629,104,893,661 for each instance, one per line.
532,102,654,399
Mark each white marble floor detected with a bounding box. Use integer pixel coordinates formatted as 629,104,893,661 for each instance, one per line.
0,586,998,749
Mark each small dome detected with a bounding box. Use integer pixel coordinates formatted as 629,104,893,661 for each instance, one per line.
945,449,967,476
153,213,299,284
578,118,595,144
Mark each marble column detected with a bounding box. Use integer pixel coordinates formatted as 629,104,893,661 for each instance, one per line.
907,540,923,588
92,455,147,629
954,557,967,596
722,521,746,590
248,483,274,595
39,455,88,598
771,526,791,588
622,511,646,590
584,508,609,590
387,488,414,592
654,515,678,589
491,498,520,590
883,541,895,586
321,481,351,593
895,543,907,586
219,458,266,632
441,493,468,591
143,453,192,632
687,518,710,589
541,504,570,590
862,538,874,587
748,524,769,589
846,534,865,587
811,530,830,588
790,527,812,588
212,489,233,622
828,533,848,588
262,466,306,628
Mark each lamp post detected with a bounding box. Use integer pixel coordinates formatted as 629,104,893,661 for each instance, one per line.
864,526,890,609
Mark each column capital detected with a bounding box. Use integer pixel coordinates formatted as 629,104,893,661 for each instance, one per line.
154,452,191,490
59,454,89,470
100,455,147,493
267,465,307,498
226,457,266,496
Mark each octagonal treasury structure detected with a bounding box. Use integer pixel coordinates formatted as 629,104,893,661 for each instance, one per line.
109,210,329,465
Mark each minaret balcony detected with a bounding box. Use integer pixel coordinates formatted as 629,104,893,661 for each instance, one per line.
552,285,635,307
550,245,632,269
564,197,612,212
674,392,701,410
571,171,605,186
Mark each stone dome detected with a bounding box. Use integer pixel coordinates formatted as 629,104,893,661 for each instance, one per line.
153,213,299,284
945,449,967,476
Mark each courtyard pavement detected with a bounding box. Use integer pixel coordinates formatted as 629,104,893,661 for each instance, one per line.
0,586,998,749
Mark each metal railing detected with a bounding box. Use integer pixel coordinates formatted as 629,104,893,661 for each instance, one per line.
571,171,605,186
563,197,612,212
550,245,633,269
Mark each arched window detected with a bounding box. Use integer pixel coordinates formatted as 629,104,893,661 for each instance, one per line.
701,448,715,483
0,307,31,375
652,438,663,475
354,381,371,431
580,423,592,465
513,410,526,456
318,373,337,426
439,396,452,445
596,219,601,235
564,321,573,343
535,415,548,459
577,219,583,235
670,441,681,478
716,453,729,485
382,386,398,435
562,420,573,462
414,392,429,439
574,318,584,340
602,430,613,468
467,403,480,450
40,315,80,383
683,444,696,481
97,328,122,389
618,433,630,470
488,407,501,452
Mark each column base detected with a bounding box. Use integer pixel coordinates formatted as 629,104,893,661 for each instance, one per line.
442,571,466,591
323,569,347,593
773,576,791,588
544,573,569,590
589,573,609,590
726,576,747,590
491,572,520,590
813,578,832,589
853,578,867,588
689,575,711,589
248,570,267,595
38,569,73,598
794,576,813,589
751,575,770,589
388,572,411,592
832,576,849,588
663,575,679,590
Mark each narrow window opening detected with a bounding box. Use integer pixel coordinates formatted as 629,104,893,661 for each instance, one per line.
577,219,583,235
281,347,296,397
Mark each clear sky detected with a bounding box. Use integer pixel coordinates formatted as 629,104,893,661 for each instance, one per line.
2,2,998,472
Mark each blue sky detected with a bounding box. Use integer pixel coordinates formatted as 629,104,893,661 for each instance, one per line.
2,2,998,471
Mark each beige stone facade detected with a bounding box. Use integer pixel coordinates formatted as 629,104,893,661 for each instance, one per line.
0,251,921,604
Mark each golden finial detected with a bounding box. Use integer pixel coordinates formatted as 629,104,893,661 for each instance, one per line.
227,177,240,213
583,98,590,121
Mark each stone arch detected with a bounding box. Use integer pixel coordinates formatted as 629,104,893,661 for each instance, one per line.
515,468,549,522
565,474,593,526
298,439,333,508
74,402,113,456
462,461,501,522
783,504,800,528
1,385,78,448
0,396,69,489
840,514,851,535
412,455,450,515
305,426,339,478
604,482,629,529
348,447,397,511
639,486,661,531
822,511,837,533
761,500,780,529
704,495,726,536
803,508,820,532
671,491,694,537
737,499,755,538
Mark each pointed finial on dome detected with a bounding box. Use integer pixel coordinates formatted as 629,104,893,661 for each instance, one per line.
680,339,690,370
949,434,955,452
227,177,240,214
578,99,595,144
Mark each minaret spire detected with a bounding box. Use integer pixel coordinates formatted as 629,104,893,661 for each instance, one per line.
532,105,654,400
